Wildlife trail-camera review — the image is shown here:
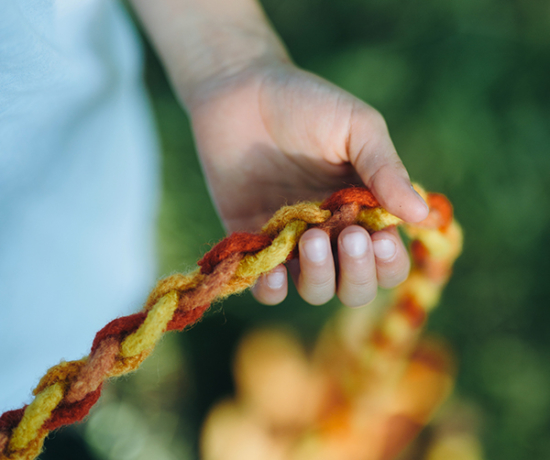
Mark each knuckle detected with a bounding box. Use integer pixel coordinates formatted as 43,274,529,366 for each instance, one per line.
365,108,387,130
299,274,335,305
348,278,378,296
378,263,410,289
339,270,378,292
340,258,375,284
356,105,388,138
304,275,335,292
339,285,377,308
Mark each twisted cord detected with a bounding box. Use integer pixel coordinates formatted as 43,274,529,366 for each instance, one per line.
0,185,461,460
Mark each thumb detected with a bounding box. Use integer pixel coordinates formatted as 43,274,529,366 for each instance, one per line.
347,102,429,223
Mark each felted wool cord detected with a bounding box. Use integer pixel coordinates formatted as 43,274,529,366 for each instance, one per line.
0,185,462,460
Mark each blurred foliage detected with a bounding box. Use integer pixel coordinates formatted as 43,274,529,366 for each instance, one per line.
43,1,550,459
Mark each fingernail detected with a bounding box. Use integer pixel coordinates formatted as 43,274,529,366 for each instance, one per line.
373,239,396,261
411,185,430,214
342,231,368,258
303,235,329,263
266,268,285,290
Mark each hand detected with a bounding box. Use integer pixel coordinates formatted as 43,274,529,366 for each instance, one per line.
130,0,428,307
187,62,429,308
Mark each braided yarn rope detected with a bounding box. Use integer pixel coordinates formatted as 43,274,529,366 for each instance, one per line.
0,185,462,460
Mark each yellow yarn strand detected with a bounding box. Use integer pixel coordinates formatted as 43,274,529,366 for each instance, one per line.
357,207,402,232
400,272,442,311
261,203,329,237
120,291,179,358
9,383,64,452
236,220,308,278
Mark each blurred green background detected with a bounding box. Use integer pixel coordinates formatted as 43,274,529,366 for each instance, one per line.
41,1,550,459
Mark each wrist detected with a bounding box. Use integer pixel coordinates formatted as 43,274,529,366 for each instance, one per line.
130,0,291,110
172,25,290,111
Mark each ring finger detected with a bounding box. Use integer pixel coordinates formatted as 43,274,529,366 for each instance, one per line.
296,228,336,305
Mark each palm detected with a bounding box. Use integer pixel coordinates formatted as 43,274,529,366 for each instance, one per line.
188,63,428,307
190,65,364,233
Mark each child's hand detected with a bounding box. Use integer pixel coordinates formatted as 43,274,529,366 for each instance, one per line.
130,0,428,307
188,63,429,307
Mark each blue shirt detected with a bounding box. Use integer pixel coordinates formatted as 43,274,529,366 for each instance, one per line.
0,0,159,411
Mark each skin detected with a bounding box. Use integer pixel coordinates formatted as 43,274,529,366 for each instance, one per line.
130,0,429,308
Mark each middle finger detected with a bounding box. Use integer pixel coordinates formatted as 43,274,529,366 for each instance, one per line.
337,225,378,307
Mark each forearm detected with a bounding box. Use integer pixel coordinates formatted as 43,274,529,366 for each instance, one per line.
129,0,289,108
